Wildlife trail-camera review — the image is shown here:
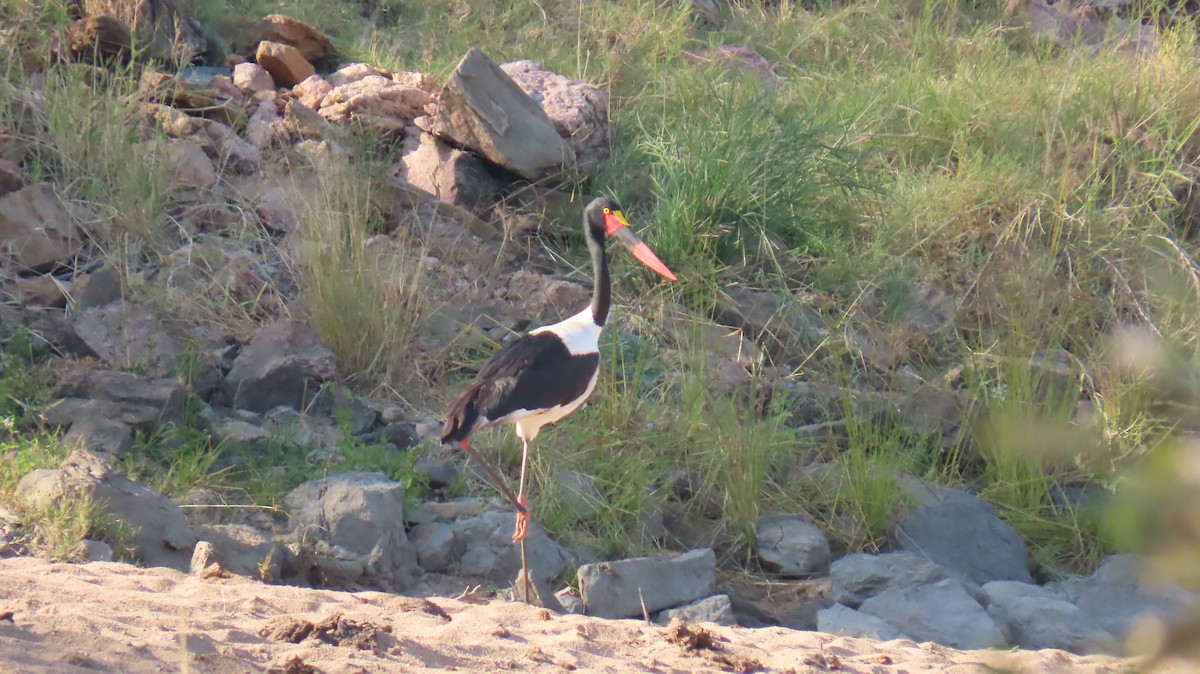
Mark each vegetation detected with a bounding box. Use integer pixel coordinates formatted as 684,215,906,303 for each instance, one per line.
2,0,1200,585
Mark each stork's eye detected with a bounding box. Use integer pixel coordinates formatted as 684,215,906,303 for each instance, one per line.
603,207,611,214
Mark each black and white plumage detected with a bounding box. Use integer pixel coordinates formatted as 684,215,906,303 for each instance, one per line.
440,196,676,598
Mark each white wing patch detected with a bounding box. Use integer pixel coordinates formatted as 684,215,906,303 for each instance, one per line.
530,308,601,356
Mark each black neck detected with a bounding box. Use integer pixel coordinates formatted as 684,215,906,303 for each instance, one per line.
589,233,610,327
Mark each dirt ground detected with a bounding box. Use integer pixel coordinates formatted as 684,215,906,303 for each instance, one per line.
0,557,1190,673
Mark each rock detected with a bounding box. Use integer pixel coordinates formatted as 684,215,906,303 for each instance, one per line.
193,523,277,578
232,62,275,93
255,15,335,65
61,417,134,460
500,60,612,171
556,588,584,614
405,498,486,525
319,76,430,137
284,99,334,139
79,0,206,65
413,454,458,489
51,367,186,429
830,551,950,608
0,158,25,196
433,49,573,180
137,102,259,172
190,540,223,577
154,139,218,189
381,420,420,451
74,265,122,310
75,538,115,562
11,275,68,308
452,510,570,583
16,450,196,570
1056,554,1198,640
714,287,827,357
890,479,1032,585
755,514,831,575
983,580,1116,654
293,75,334,110
553,471,602,520
0,184,81,272
224,319,339,413
410,521,460,573
72,301,184,374
858,578,1007,650
255,186,298,233
657,594,737,626
212,418,269,448
817,603,910,641
328,63,390,87
67,15,133,66
579,548,716,619
255,41,313,88
395,132,500,211
285,472,414,587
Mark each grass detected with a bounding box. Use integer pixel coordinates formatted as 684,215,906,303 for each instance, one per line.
3,0,1200,584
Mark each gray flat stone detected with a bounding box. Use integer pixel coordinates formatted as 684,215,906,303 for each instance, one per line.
817,603,910,641
657,594,736,626
983,580,1117,654
831,551,949,608
858,578,1007,650
579,548,716,619
756,514,831,575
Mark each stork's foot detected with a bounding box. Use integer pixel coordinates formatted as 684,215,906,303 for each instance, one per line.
513,494,530,543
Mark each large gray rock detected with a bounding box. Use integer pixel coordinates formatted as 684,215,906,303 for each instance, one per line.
817,603,910,641
452,510,569,584
49,367,186,429
755,514,831,575
72,301,185,375
889,480,1033,585
500,60,612,172
983,580,1116,654
657,594,736,626
224,319,339,413
831,551,950,608
858,578,1008,650
396,132,500,211
285,472,414,587
579,548,716,619
0,184,81,272
60,417,134,460
15,450,196,569
410,521,460,573
193,523,277,578
433,49,574,180
1056,554,1198,640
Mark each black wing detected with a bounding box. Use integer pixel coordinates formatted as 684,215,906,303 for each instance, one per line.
441,333,600,443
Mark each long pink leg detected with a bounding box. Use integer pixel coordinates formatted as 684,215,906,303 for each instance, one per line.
513,437,531,543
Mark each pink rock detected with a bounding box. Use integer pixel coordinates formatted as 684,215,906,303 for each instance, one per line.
500,60,612,172
293,75,333,110
328,63,390,87
233,62,275,93
318,76,430,136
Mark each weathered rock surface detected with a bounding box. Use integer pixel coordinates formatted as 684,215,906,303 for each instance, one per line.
154,139,218,190
889,479,1033,585
410,521,460,573
817,603,910,641
983,580,1117,654
579,548,716,619
830,551,950,608
452,510,570,583
1056,554,1198,640
50,367,186,429
80,0,206,64
285,472,413,588
15,450,196,569
67,15,133,65
224,319,339,413
657,594,737,626
72,301,184,374
0,158,25,196
500,60,612,171
319,76,430,136
60,417,134,461
433,49,573,180
255,15,335,65
255,41,314,88
232,62,275,93
755,514,831,575
0,184,81,272
858,578,1007,650
396,132,500,210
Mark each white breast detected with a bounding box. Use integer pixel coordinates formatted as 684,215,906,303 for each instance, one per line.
530,307,601,356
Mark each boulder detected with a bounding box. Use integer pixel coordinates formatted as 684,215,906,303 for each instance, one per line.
983,580,1116,654
395,132,500,211
755,514,831,575
433,49,573,180
15,450,196,569
79,0,206,64
500,60,612,171
244,99,282,150
153,139,218,190
410,521,460,573
657,594,737,626
224,319,339,413
579,548,716,619
232,62,275,93
830,551,950,608
11,275,68,308
255,15,335,65
50,367,186,429
193,523,277,578
0,184,81,272
327,63,391,87
74,265,122,310
858,578,1008,650
0,158,25,195
1056,554,1198,640
889,479,1033,585
293,75,334,110
72,301,185,374
60,417,134,461
817,603,910,641
255,41,314,88
452,510,570,583
283,99,335,139
285,472,414,587
319,76,430,137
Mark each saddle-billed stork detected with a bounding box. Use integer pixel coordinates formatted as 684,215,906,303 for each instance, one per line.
441,196,676,599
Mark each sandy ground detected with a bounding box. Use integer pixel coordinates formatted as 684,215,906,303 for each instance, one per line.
0,557,1189,674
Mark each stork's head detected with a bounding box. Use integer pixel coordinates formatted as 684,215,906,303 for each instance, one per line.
583,197,677,281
